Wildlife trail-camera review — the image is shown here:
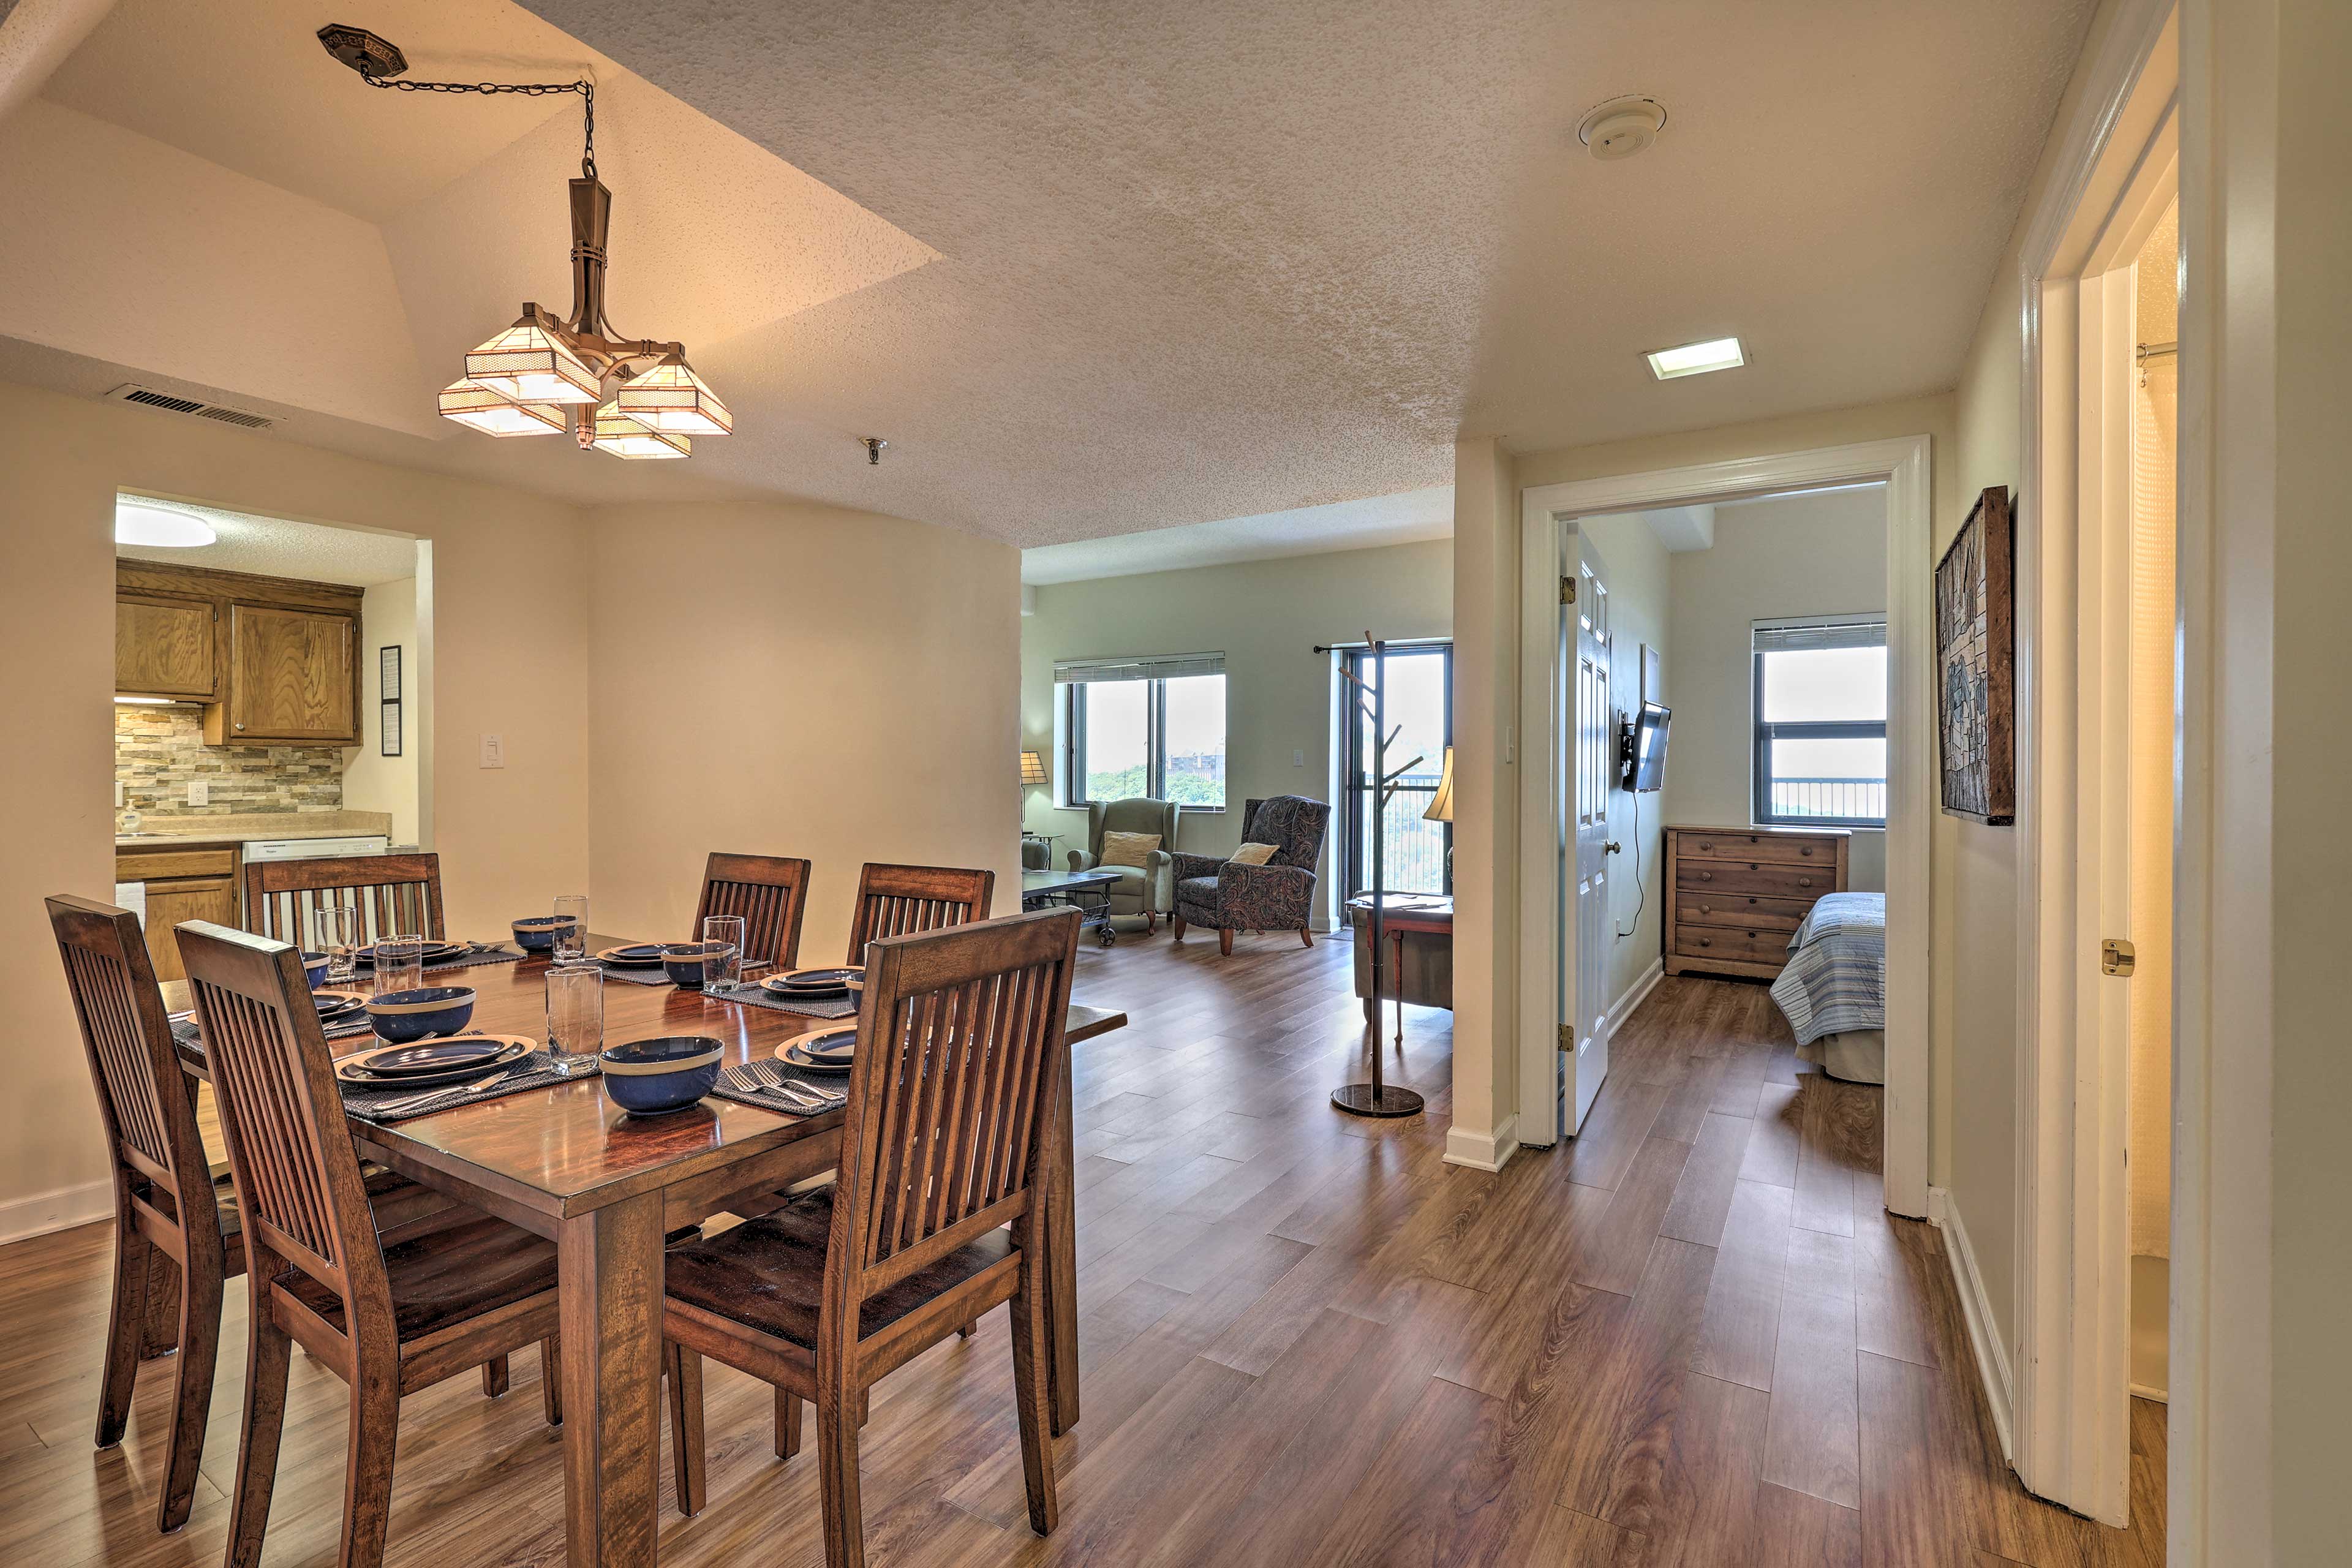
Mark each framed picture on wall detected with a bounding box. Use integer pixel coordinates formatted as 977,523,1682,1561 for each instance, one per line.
1934,486,2015,824
379,646,403,758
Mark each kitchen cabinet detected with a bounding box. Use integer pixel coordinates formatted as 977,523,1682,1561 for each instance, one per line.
117,561,363,746
116,844,239,983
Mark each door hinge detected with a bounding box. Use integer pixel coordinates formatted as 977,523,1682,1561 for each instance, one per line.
1559,575,1577,605
1558,1022,1574,1052
2101,938,2136,977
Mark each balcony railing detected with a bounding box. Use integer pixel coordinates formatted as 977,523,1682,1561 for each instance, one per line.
1766,776,1887,823
1352,770,1448,895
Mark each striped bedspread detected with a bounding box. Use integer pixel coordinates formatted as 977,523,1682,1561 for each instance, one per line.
1770,892,1886,1046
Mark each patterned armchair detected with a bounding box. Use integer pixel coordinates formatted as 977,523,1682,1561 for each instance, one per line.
1170,795,1331,956
1067,797,1181,932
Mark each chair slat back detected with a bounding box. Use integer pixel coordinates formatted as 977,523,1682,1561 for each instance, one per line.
47,895,211,1226
845,864,995,964
243,853,445,948
177,921,388,1312
829,908,1079,1304
694,853,811,971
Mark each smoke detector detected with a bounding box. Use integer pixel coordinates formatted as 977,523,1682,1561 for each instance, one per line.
1577,96,1667,161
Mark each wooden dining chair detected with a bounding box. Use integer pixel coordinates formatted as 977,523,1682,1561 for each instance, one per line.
662,907,1082,1566
47,895,486,1533
695,852,812,971
844,862,996,963
242,851,445,946
176,920,567,1568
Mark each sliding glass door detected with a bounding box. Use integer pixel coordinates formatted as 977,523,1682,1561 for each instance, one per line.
1340,642,1452,899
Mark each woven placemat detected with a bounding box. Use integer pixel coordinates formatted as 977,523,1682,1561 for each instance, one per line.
587,959,675,986
173,1011,374,1050
706,1061,846,1117
703,981,859,1020
354,946,530,978
341,1050,597,1124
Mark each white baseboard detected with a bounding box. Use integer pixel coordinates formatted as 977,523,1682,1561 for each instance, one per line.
0,1178,113,1247
1608,957,1665,1031
1930,1185,2015,1461
1444,1113,1520,1172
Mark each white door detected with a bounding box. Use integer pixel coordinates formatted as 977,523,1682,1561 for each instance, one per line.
1566,533,1613,1130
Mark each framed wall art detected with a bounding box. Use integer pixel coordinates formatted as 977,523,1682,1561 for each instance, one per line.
1934,485,2015,824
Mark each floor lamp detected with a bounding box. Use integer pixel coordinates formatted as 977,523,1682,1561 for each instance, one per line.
1332,634,1427,1118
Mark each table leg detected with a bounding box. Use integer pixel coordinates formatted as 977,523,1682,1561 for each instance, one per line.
1044,1047,1080,1436
559,1191,665,1568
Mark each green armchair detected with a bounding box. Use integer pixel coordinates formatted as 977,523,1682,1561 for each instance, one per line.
1068,797,1181,933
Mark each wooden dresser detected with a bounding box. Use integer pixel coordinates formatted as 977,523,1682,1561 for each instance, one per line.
1664,824,1850,979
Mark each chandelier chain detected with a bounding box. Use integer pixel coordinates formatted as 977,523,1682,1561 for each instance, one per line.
363,75,595,178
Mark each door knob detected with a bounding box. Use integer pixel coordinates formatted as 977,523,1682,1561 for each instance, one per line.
1604,840,1622,854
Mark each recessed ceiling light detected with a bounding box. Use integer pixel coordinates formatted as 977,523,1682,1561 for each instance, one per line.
115,499,217,547
1646,336,1746,380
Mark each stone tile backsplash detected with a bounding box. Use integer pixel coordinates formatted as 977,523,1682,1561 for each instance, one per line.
116,706,345,815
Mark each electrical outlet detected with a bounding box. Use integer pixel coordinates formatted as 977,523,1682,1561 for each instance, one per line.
115,781,125,809
480,733,506,769
1292,748,1304,767
187,780,208,807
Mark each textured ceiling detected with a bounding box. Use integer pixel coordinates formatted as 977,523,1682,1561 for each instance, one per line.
116,497,420,586
0,0,2096,548
1020,484,1452,584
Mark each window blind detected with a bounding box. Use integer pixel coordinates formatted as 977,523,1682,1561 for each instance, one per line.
1053,651,1226,684
1751,616,1887,654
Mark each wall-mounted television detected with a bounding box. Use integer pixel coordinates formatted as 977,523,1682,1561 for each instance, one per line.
1623,702,1672,793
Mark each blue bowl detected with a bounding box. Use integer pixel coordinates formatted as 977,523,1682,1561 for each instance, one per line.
365,986,477,1043
661,941,731,989
513,915,579,953
600,1036,722,1115
300,951,331,990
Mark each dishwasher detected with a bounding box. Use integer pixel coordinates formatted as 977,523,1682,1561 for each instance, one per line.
243,835,392,862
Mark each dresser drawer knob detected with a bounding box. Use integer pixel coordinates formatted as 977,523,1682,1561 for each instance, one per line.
1798,878,1814,888
1800,846,1814,856
1697,937,1711,947
1698,870,1713,881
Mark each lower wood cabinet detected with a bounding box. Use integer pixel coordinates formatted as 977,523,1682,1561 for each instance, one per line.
118,845,239,983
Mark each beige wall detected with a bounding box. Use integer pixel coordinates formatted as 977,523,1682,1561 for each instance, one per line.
588,502,1021,966
1574,512,1672,1008
1659,488,1891,892
1019,540,1453,922
1450,394,1960,1170
344,575,422,844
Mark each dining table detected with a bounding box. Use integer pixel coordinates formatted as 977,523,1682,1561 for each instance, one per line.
165,934,1122,1568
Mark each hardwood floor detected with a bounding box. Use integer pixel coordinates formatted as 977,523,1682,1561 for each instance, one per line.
0,935,2165,1567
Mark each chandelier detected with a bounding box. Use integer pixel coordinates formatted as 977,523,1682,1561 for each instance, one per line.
320,24,731,459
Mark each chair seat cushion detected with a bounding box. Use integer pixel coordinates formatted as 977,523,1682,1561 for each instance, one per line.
663,1188,1012,1349
1177,875,1218,902
276,1211,557,1343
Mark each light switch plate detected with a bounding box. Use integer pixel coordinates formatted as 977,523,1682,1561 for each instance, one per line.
479,733,506,769
115,782,125,809
1292,748,1305,767
187,780,208,806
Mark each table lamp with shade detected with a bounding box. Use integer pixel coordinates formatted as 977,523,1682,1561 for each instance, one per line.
1423,746,1455,875
1020,750,1049,786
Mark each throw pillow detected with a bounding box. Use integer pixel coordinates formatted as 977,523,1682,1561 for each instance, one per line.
1230,842,1280,865
1099,831,1162,869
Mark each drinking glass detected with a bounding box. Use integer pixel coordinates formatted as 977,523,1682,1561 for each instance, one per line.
374,933,426,997
700,915,745,993
314,903,360,987
546,963,605,1077
552,895,589,964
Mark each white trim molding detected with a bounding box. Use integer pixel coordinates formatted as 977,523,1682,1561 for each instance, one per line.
1443,1113,1520,1173
0,1177,113,1247
1610,957,1665,1039
1932,1186,2017,1461
1516,437,1932,1221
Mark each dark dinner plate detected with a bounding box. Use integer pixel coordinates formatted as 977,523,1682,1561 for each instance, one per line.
346,1038,509,1077
766,966,862,996
776,1027,856,1075
335,1038,530,1089
354,940,467,965
596,943,668,967
313,989,369,1020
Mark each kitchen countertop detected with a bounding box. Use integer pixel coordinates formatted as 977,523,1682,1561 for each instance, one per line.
116,810,394,851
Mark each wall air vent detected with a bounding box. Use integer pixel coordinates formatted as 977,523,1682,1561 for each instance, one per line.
105,384,276,431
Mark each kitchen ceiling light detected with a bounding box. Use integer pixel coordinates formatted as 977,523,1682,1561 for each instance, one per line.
438,379,568,435
1645,336,1746,380
613,358,733,435
323,26,734,460
590,405,691,459
115,500,217,547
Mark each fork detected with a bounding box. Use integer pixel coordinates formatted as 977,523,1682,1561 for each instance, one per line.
379,1065,522,1117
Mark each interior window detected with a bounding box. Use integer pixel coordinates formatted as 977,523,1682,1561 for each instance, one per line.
1752,621,1887,827
1063,672,1227,808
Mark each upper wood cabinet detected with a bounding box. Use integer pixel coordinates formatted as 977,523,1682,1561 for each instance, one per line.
118,560,363,746
115,590,217,699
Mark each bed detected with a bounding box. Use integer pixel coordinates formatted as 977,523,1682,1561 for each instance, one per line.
1769,891,1887,1084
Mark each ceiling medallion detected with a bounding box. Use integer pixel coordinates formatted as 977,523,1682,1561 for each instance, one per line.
320,24,731,460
